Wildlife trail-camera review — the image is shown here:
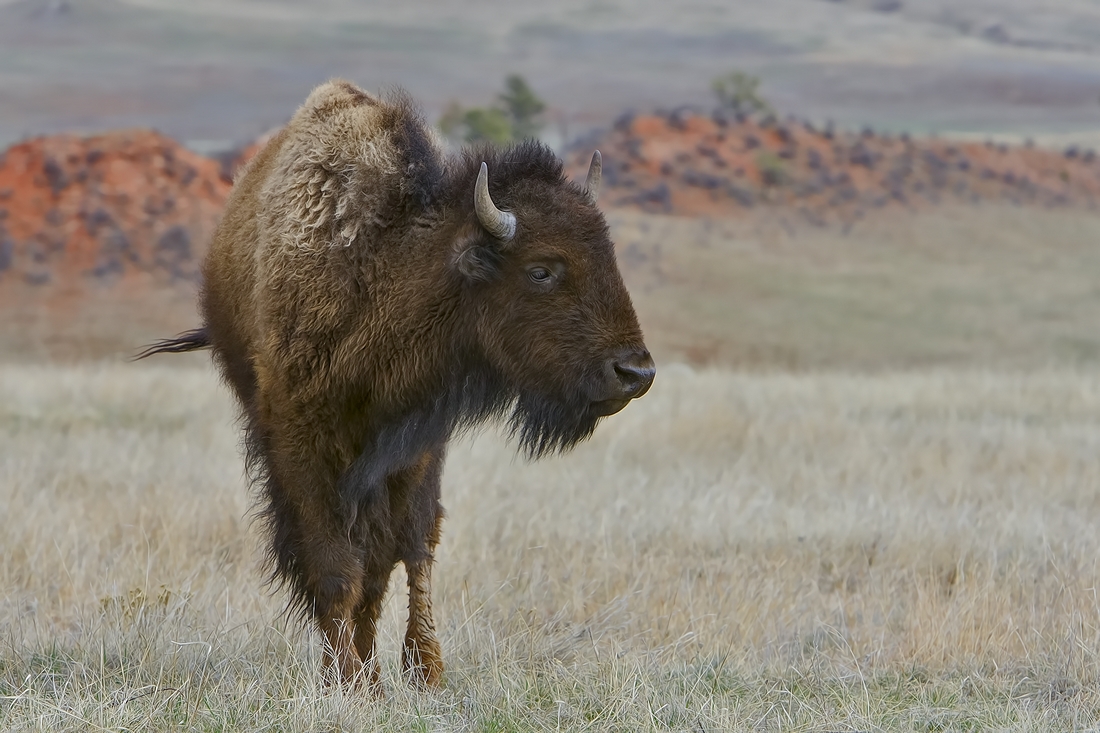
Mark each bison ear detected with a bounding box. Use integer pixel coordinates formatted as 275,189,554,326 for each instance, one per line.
453,236,503,283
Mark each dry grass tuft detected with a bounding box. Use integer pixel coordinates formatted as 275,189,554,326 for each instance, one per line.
2,362,1100,730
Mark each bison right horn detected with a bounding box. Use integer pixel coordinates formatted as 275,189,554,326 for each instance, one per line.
474,162,517,241
584,150,601,203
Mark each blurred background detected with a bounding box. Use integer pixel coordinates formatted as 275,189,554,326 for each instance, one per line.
2,0,1100,368
5,4,1100,726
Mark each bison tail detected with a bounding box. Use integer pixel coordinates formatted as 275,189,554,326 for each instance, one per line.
133,328,211,360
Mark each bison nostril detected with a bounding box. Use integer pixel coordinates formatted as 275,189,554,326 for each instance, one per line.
614,365,642,395
611,349,655,399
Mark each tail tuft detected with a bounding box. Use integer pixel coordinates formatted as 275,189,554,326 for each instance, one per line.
133,328,211,360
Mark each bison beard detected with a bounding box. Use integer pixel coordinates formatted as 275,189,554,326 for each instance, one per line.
336,366,511,510
336,366,602,513
137,79,653,693
510,388,603,458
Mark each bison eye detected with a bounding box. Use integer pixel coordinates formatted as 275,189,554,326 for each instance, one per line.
527,266,552,284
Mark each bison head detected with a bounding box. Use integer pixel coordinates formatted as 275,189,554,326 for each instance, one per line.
452,142,654,457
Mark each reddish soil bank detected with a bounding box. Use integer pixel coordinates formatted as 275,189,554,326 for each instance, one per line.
0,129,230,289
569,111,1100,223
2,115,1099,296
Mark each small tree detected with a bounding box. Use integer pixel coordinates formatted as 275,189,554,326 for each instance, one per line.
712,71,774,118
755,150,786,187
438,75,548,145
498,74,546,140
461,107,513,145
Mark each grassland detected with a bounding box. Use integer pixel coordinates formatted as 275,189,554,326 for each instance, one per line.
2,362,1100,731
616,206,1100,370
4,203,1100,730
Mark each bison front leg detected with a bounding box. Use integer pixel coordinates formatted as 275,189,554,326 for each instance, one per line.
314,575,365,687
267,489,370,687
350,558,394,693
286,504,372,688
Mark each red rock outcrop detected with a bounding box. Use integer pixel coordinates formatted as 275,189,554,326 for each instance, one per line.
3,116,1099,298
0,129,230,289
571,111,1100,223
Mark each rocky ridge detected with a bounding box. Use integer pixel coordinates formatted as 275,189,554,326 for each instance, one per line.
1,116,1099,291
570,110,1100,224
0,129,230,289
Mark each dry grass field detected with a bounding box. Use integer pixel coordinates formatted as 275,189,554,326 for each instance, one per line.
615,206,1100,371
3,361,1100,730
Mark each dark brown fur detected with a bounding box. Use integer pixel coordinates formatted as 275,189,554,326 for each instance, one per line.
141,80,651,690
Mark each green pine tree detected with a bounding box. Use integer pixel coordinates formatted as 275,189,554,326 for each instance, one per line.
437,75,548,144
461,107,513,145
497,75,546,141
712,71,774,118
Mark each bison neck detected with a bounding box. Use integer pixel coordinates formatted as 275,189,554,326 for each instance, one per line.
336,351,509,510
328,264,509,512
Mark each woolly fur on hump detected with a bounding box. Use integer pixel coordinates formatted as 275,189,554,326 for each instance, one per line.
258,79,445,252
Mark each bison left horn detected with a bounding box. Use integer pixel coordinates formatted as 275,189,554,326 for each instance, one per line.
584,150,601,203
474,162,517,241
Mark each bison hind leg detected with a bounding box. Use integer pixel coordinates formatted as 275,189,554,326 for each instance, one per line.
403,552,444,688
398,457,445,689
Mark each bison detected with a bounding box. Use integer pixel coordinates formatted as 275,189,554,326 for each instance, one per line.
140,79,654,690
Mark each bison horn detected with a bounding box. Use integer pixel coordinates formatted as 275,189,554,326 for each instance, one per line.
584,150,602,203
474,162,517,241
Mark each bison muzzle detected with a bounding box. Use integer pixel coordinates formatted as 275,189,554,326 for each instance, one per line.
139,79,654,691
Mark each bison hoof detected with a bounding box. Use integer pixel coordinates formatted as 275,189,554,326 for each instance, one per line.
403,639,444,688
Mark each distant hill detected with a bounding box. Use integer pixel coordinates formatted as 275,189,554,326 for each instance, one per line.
568,111,1100,224
2,116,1098,291
3,0,1100,150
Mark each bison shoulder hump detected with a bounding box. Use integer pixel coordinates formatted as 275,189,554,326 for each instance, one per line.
259,79,443,251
